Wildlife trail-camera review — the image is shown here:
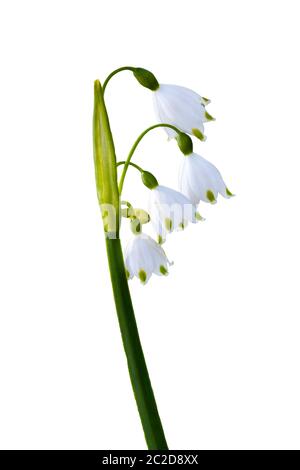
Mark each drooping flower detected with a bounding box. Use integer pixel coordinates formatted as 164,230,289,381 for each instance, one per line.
140,171,200,243
153,84,214,141
178,152,233,205
125,234,171,284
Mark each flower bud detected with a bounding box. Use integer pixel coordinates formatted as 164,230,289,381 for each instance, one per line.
141,171,159,190
133,208,150,224
121,207,134,218
133,68,159,91
176,132,193,155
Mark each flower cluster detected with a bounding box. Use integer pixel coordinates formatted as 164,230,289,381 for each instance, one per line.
122,69,233,284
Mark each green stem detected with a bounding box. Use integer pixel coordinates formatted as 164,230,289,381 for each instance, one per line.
103,66,135,93
118,123,182,194
117,161,144,173
106,238,168,450
93,80,168,450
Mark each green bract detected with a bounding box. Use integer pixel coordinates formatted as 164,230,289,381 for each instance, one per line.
93,81,119,236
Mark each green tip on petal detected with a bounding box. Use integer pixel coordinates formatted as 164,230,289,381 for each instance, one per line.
157,235,164,245
204,111,216,121
195,211,205,221
160,265,168,276
125,269,130,280
192,128,207,142
138,269,147,283
179,221,186,230
206,190,216,203
201,96,211,105
226,187,234,197
164,217,173,231
130,218,141,235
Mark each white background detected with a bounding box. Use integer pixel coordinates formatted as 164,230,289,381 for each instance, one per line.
0,0,299,450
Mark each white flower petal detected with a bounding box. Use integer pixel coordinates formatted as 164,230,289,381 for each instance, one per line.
179,153,231,205
153,84,210,138
124,234,171,283
148,185,197,239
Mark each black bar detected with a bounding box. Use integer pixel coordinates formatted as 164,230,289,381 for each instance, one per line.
0,450,298,466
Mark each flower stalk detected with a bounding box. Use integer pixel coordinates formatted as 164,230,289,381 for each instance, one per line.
93,80,168,450
118,123,184,195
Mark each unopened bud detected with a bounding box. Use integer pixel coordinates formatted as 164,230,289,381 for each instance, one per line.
133,208,150,224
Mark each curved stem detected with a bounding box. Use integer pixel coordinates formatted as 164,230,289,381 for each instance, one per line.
103,66,135,93
118,123,182,194
121,200,133,208
117,161,144,173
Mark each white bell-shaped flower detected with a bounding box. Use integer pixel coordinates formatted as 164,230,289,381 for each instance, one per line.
125,234,171,284
178,152,233,205
149,185,199,243
153,84,214,141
